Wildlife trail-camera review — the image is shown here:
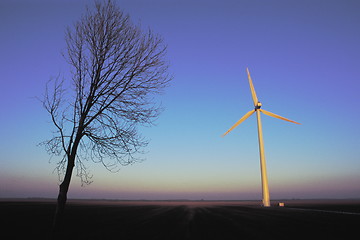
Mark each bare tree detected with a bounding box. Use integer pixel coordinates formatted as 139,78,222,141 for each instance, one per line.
42,0,171,230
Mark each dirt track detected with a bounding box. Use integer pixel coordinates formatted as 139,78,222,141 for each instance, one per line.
1,200,359,239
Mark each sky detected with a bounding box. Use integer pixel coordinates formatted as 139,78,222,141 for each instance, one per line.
0,0,359,200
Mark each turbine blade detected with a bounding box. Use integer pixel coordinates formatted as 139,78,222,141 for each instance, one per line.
260,109,301,124
247,68,259,106
222,110,255,137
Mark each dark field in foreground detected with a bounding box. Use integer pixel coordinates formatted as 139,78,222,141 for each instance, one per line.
1,199,359,239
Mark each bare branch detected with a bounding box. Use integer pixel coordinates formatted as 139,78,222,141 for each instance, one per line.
42,76,70,156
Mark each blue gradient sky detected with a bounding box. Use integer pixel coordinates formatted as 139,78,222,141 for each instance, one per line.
1,0,359,200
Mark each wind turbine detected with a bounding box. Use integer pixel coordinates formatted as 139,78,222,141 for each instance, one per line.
222,68,300,207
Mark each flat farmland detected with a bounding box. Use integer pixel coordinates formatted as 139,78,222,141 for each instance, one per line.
1,199,359,239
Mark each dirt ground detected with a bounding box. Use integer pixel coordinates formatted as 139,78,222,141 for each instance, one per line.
1,199,359,239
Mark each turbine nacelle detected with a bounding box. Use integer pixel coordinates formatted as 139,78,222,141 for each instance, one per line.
255,102,262,109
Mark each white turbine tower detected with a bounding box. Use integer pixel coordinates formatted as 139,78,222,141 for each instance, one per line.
222,68,300,207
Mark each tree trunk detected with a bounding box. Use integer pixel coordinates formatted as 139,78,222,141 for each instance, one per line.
52,130,82,234
52,157,75,232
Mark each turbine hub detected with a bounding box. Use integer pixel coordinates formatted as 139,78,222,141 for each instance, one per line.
255,102,262,109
